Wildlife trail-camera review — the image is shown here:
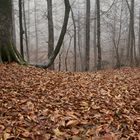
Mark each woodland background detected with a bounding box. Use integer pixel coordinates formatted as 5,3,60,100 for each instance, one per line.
12,0,140,71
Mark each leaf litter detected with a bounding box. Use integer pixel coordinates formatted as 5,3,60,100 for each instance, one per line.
0,63,140,140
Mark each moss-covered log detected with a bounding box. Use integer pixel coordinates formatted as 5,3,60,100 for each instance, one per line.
0,0,25,64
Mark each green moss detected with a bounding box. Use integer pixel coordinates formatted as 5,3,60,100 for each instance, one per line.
0,43,26,64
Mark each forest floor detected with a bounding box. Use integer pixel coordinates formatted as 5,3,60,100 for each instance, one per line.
0,63,140,140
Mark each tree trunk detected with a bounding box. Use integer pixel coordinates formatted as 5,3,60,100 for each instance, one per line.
85,0,90,71
93,1,97,70
138,8,140,66
126,0,135,66
65,36,72,71
37,0,70,68
0,0,25,64
47,0,54,70
19,0,24,58
77,6,83,71
12,0,16,48
129,0,135,66
96,0,102,70
34,0,39,64
71,8,77,72
23,0,30,62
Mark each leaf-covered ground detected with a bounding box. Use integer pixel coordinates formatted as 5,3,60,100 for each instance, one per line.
0,63,140,140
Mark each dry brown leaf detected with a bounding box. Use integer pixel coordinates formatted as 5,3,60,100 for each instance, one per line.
71,127,80,135
26,101,34,111
0,63,139,139
66,120,79,126
3,132,12,140
53,127,64,137
71,135,82,140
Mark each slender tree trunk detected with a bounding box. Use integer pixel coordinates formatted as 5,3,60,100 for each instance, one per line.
34,0,39,64
23,0,29,62
47,0,54,70
65,36,72,71
85,0,90,71
96,0,102,70
93,2,97,70
27,0,30,61
37,0,70,68
19,0,24,58
77,7,83,71
71,8,77,71
130,0,134,66
58,53,61,71
12,0,16,48
112,1,123,68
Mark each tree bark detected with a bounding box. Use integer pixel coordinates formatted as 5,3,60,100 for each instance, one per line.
37,0,70,68
93,1,97,70
47,0,54,70
19,0,24,58
23,0,30,62
85,0,90,71
34,0,39,64
126,0,136,66
0,0,25,64
138,8,140,66
77,6,83,71
96,0,102,70
71,8,77,72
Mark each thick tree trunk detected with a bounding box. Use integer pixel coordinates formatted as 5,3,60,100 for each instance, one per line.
126,0,136,66
0,0,25,64
138,9,140,66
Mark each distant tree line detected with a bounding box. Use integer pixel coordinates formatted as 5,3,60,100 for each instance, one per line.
0,0,140,71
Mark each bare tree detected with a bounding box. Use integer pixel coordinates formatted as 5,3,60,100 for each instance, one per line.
71,7,77,71
27,0,31,60
23,0,29,62
65,35,72,71
37,0,71,68
47,0,54,70
111,0,123,68
96,0,102,70
34,0,39,64
19,0,24,58
93,1,97,70
125,0,136,66
77,3,83,71
85,0,91,71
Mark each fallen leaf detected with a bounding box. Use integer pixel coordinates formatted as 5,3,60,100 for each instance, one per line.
53,127,64,137
66,120,79,126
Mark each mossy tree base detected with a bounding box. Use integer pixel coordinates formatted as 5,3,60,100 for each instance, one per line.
0,43,26,64
0,0,26,65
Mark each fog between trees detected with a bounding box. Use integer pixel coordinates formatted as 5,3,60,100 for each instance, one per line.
4,0,140,71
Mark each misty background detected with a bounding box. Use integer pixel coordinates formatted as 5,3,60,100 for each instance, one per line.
13,0,140,71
